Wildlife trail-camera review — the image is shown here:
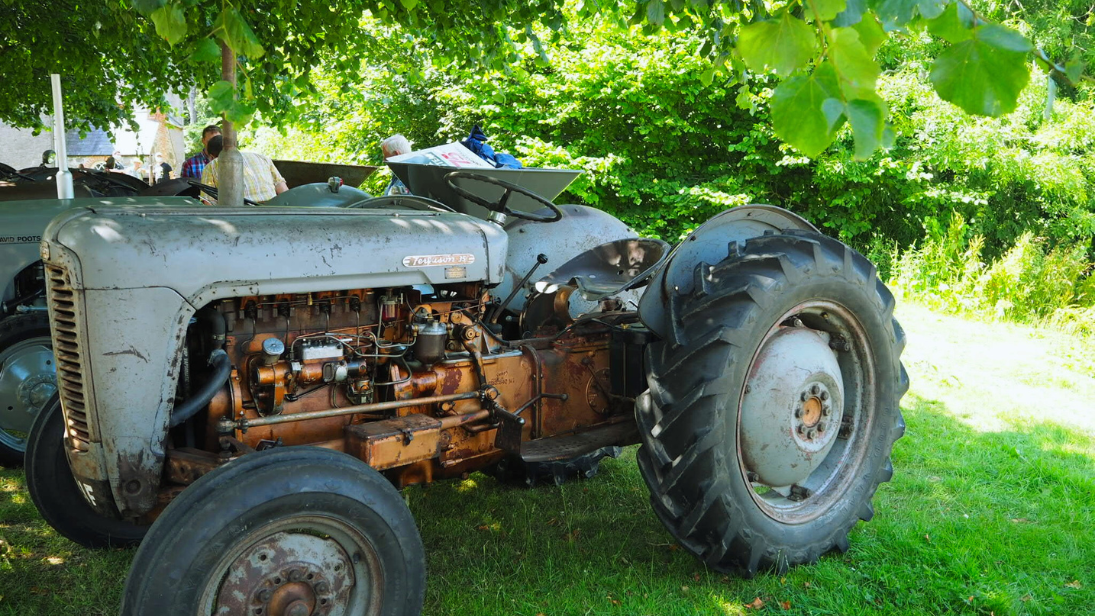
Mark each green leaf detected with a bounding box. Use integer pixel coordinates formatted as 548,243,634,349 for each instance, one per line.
208,80,235,112
846,98,885,159
829,27,880,99
399,0,418,11
1065,57,1083,84
215,6,265,60
868,0,945,29
189,38,220,63
150,4,187,46
930,24,1032,116
926,2,972,44
227,100,257,126
881,123,896,149
735,85,755,111
647,0,665,27
700,66,715,86
832,0,866,27
737,13,818,77
770,62,845,157
851,12,886,55
132,0,167,17
814,0,848,22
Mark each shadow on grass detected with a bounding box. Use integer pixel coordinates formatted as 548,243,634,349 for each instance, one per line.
0,394,1091,616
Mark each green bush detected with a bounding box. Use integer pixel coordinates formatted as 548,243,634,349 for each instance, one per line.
891,213,1095,333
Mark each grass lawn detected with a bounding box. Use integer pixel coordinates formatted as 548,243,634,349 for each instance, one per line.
1,302,1093,615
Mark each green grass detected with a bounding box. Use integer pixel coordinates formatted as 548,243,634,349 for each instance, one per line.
2,302,1093,615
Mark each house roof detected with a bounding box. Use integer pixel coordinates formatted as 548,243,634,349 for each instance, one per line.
64,127,113,156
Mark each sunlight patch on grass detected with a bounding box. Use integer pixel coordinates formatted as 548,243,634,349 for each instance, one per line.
455,478,479,493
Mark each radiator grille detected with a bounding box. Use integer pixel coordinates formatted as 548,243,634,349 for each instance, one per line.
46,265,91,450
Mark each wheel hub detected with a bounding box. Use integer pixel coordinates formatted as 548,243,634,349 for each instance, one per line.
216,531,353,616
739,326,845,490
0,340,56,441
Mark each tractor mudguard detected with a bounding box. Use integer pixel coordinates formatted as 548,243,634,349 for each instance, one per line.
637,204,818,340
497,204,638,313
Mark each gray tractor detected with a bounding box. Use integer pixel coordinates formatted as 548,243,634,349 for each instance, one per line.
0,163,375,466
27,164,907,615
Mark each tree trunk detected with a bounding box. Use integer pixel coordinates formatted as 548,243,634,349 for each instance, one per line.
187,87,197,125
218,42,245,207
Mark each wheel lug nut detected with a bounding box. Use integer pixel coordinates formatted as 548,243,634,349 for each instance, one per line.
820,390,829,401
800,392,808,402
289,568,303,582
810,384,819,395
797,425,806,435
794,408,803,418
818,422,827,433
822,406,831,417
315,581,330,594
255,589,272,603
807,429,817,439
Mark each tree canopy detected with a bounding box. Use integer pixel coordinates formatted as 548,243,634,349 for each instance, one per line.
1,0,1090,159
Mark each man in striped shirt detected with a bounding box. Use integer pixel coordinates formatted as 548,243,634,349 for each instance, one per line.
200,136,288,203
181,125,222,179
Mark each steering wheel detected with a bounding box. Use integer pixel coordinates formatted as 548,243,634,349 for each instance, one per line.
186,180,261,207
346,194,456,213
443,171,563,223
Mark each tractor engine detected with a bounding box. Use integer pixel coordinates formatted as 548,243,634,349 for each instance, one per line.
166,281,645,492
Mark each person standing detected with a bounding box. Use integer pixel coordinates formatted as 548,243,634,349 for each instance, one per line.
153,153,172,183
381,134,412,196
200,135,288,203
181,125,221,179
127,159,148,184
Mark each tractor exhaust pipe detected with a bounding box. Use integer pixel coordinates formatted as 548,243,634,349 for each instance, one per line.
50,74,74,200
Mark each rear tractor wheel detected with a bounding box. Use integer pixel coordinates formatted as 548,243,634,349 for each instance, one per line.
0,312,56,466
636,230,908,575
121,447,426,616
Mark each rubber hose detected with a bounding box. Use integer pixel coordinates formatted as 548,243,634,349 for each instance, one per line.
169,349,231,428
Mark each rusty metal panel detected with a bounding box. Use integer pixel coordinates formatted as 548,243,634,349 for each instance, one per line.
346,414,442,471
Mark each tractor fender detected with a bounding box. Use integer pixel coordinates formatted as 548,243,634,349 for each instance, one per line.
637,204,818,339
498,204,637,313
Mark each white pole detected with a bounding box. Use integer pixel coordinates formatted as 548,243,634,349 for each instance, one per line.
50,74,74,199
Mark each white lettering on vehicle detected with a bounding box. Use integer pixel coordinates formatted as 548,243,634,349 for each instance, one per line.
402,254,476,268
79,482,97,506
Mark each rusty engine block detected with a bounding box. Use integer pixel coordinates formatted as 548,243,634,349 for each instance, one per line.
164,282,643,492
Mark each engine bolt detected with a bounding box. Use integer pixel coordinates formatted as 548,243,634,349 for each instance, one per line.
820,390,829,401
810,384,819,395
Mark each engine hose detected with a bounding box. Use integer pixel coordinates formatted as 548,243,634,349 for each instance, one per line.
169,349,231,428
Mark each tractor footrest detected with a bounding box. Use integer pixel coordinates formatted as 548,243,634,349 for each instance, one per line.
520,420,638,464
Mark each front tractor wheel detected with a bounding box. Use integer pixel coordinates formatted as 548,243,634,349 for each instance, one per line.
25,395,148,548
121,447,426,616
636,230,908,575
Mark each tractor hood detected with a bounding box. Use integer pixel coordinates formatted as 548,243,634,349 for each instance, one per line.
44,205,507,305
0,197,193,305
